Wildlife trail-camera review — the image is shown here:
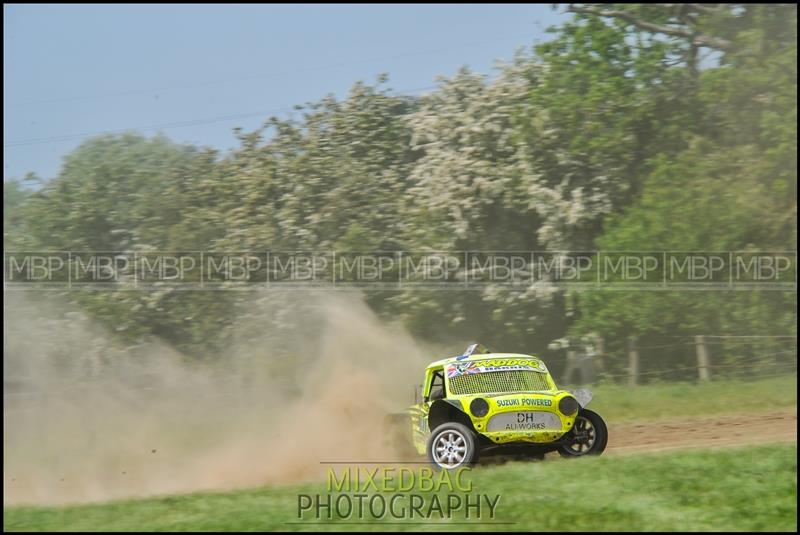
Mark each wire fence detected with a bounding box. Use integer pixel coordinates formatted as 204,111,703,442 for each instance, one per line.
596,360,797,380
4,335,797,409
568,334,798,385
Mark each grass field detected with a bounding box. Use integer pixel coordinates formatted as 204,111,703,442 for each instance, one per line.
5,375,797,531
5,444,796,532
584,374,796,422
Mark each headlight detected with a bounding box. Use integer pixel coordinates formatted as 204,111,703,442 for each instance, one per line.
470,397,489,417
559,396,579,416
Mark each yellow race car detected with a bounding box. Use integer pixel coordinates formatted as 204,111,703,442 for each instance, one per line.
396,343,608,469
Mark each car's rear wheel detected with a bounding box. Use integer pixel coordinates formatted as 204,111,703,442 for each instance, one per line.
426,422,479,469
557,409,608,457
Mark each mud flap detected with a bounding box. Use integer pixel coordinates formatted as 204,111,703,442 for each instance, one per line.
570,388,593,408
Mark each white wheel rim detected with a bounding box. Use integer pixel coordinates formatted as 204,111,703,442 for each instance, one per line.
432,429,468,468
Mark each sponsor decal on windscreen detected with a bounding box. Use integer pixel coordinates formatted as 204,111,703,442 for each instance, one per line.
446,358,546,377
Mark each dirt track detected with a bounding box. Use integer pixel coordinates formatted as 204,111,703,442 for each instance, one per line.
606,409,797,455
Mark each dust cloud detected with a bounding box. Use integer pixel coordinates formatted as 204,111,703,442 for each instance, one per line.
3,291,435,505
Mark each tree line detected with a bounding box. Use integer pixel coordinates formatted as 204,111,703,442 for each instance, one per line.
4,4,796,379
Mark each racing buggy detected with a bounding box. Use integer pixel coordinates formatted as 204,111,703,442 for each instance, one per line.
391,343,608,469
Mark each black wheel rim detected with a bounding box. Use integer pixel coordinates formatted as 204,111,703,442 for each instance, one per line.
566,415,596,454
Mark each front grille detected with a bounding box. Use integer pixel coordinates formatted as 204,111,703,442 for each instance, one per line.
448,370,551,396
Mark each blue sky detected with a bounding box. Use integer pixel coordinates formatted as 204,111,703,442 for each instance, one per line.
4,4,566,181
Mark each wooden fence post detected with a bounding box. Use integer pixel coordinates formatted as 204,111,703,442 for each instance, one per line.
564,349,577,384
695,335,711,381
628,336,639,387
595,336,606,375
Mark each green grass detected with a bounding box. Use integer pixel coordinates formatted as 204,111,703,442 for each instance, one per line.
5,444,796,532
585,374,796,422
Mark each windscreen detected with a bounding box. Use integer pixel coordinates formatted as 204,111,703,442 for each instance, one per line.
445,358,552,395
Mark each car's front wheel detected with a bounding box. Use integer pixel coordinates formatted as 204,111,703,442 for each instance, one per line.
426,422,479,469
557,409,608,457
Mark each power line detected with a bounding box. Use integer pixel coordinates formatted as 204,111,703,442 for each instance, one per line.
3,85,438,148
4,107,295,148
4,32,529,148
7,35,533,108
